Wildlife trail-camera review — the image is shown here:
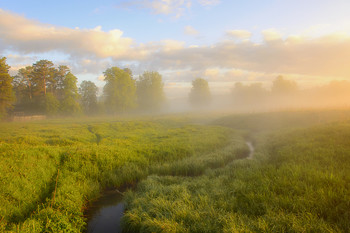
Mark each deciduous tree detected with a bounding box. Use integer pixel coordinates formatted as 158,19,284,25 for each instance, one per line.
54,65,70,100
79,80,98,114
136,71,165,111
61,72,81,115
45,92,60,116
189,78,211,106
103,67,136,114
272,75,298,94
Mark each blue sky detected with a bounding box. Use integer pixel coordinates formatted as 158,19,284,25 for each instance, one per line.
1,0,350,97
3,0,350,43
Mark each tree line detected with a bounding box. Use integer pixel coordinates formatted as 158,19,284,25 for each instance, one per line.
0,58,167,119
3,55,350,119
0,57,212,120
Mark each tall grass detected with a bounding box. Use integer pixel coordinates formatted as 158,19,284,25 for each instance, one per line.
0,118,231,232
123,114,350,232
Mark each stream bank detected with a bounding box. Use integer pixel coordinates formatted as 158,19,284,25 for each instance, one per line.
85,140,255,233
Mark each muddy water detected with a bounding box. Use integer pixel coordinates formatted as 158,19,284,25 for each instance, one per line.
86,190,125,233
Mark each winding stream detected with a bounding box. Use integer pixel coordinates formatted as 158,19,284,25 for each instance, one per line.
246,141,255,159
85,141,255,233
86,190,125,233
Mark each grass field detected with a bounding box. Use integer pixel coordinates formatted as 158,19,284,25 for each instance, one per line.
123,110,350,232
0,117,233,232
1,110,350,232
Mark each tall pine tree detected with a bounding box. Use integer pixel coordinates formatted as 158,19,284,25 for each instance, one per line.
0,57,14,119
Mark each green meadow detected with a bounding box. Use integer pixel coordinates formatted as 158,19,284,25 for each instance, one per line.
0,117,231,232
1,110,350,232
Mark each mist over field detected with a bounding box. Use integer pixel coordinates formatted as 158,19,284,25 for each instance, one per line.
1,1,350,233
1,1,350,118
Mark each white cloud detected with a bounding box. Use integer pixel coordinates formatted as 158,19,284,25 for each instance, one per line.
138,33,350,79
197,0,220,6
2,8,350,87
262,29,283,41
97,74,105,81
120,0,220,18
121,0,192,18
0,9,135,59
204,68,219,77
184,25,199,36
226,30,252,40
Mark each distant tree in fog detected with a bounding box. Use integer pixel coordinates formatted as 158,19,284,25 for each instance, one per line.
103,67,136,114
136,71,165,111
232,82,268,107
272,75,298,94
189,78,211,106
0,57,14,119
79,80,98,114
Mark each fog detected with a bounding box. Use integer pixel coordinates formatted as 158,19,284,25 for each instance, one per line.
3,57,350,121
163,77,350,115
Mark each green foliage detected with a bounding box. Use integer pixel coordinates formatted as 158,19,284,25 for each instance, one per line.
45,92,60,116
60,72,81,115
13,66,34,105
32,60,55,100
11,60,84,116
103,67,136,114
189,78,211,106
54,65,70,101
79,80,98,115
0,57,14,119
136,71,165,112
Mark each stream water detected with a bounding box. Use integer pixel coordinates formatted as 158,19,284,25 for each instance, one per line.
246,141,255,159
86,190,125,233
85,141,255,233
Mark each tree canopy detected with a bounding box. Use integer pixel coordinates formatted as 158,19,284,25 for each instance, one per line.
0,57,14,119
272,75,298,94
189,78,211,106
103,67,136,114
60,72,80,115
136,71,165,112
79,80,98,114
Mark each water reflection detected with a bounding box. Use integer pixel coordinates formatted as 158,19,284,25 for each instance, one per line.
86,190,125,233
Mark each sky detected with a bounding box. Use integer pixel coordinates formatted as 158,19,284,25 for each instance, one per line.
1,0,350,98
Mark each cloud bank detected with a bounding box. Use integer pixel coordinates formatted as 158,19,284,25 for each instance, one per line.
1,8,350,89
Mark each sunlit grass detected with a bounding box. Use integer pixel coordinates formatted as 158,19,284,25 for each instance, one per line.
1,111,350,232
123,113,350,232
0,117,231,232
